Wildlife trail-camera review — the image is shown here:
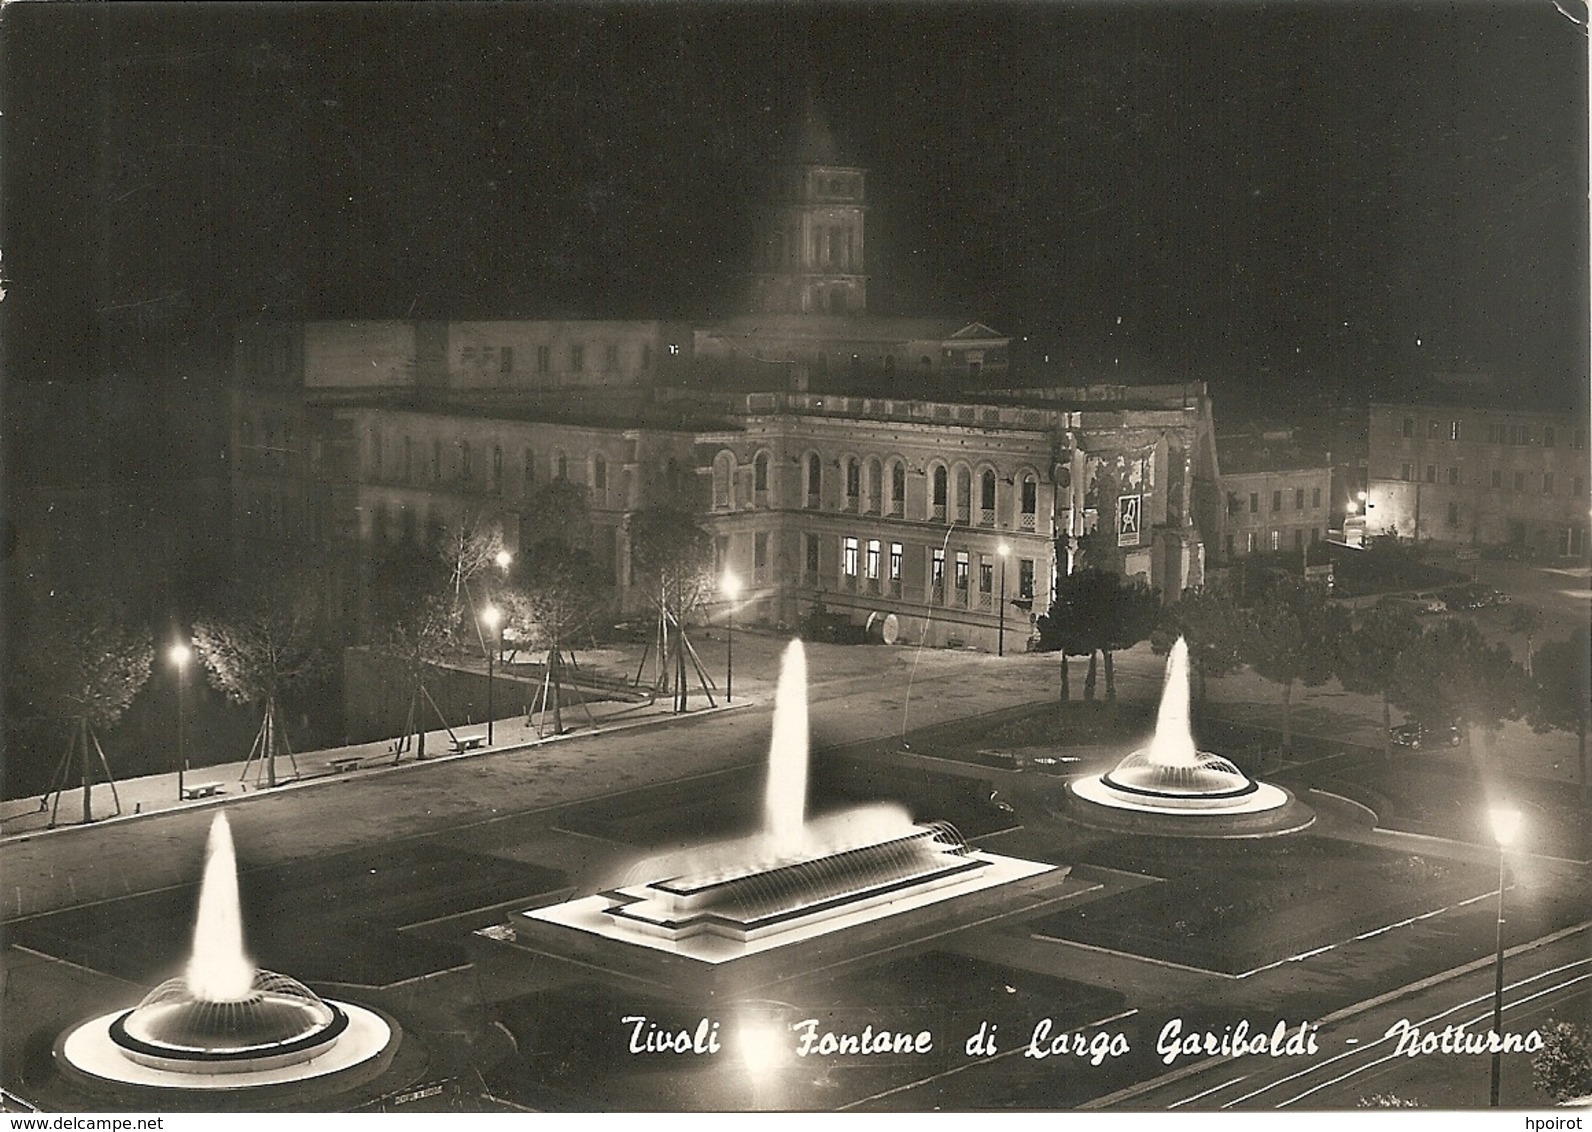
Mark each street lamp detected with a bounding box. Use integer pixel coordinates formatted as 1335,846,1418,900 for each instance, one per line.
722,571,743,702
481,604,502,746
169,643,190,801
494,550,513,661
996,542,1010,657
1488,804,1522,1107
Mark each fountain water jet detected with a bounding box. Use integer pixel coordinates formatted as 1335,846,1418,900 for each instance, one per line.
763,639,809,857
57,814,397,1096
504,640,1062,991
1068,637,1312,834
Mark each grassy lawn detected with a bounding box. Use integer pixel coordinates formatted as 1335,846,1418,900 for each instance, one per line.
1315,753,1591,860
1029,835,1496,975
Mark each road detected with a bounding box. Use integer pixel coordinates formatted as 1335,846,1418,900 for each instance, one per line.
1110,925,1592,1110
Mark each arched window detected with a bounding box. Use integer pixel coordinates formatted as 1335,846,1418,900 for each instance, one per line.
932,465,948,521
956,467,972,524
866,457,883,514
980,469,997,526
806,453,822,507
713,452,735,510
592,454,607,502
555,452,568,480
1020,473,1038,530
523,447,535,494
459,441,472,482
754,452,770,502
845,457,861,511
492,445,503,492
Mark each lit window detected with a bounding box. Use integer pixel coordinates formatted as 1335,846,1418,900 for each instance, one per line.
865,539,881,580
842,537,859,577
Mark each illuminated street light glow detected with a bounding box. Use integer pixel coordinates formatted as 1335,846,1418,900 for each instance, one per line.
1488,806,1522,847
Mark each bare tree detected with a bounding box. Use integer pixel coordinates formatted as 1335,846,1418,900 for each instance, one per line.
628,506,716,711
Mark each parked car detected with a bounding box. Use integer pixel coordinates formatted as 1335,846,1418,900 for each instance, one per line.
1389,721,1463,749
1381,591,1447,615
1439,583,1509,610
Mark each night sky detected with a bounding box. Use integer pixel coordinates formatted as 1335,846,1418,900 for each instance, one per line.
3,1,1587,405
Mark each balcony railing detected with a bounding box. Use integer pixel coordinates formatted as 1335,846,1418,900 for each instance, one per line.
889,500,904,517
979,508,996,527
865,576,881,595
754,565,769,585
1019,511,1036,531
806,493,820,510
932,504,947,522
842,573,859,593
953,587,969,609
887,578,903,599
754,489,768,507
978,591,993,612
845,494,860,513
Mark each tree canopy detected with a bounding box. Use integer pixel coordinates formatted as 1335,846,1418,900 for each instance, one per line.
10,593,153,729
628,506,714,618
1035,569,1158,700
192,573,328,708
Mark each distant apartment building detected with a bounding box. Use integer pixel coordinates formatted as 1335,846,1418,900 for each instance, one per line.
1215,428,1333,560
1366,400,1589,556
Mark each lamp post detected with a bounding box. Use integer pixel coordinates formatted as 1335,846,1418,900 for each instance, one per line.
494,550,513,661
1488,805,1522,1107
722,571,743,702
481,604,501,745
169,643,190,800
996,542,1010,657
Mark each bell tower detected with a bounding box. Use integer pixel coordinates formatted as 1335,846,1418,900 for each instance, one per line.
749,97,868,316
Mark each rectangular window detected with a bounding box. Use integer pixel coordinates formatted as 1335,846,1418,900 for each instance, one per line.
1311,487,1321,508
605,344,619,371
1509,424,1520,446
1487,423,1499,444
1514,472,1525,492
979,555,994,594
1249,492,1259,513
755,532,769,569
1018,558,1034,599
842,536,859,577
480,346,495,368
1447,502,1459,527
1428,420,1440,440
1228,493,1241,517
954,551,969,592
1272,490,1282,512
1545,426,1556,448
1245,531,1257,554
1270,530,1280,552
1402,417,1414,438
1401,463,1412,481
1447,466,1458,485
865,539,881,580
1450,420,1462,441
1293,528,1304,550
930,548,945,598
805,534,820,578
889,542,903,581
536,345,551,374
570,345,584,372
1543,473,1555,494
1491,469,1503,489
500,347,513,374
1424,465,1436,483
1294,488,1305,510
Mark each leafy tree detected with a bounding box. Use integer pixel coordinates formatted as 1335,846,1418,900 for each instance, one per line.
1390,618,1526,764
1240,576,1347,757
1152,585,1246,714
1035,569,1158,701
9,593,153,823
192,572,329,787
1509,603,1545,676
501,540,612,733
1337,602,1425,760
1532,1019,1592,1103
522,476,594,553
1529,627,1591,801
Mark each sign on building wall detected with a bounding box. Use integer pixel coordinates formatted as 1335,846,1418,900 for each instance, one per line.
1117,493,1141,547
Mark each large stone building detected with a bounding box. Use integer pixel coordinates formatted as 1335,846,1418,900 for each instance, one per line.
1365,398,1589,556
1214,426,1333,561
229,102,1219,651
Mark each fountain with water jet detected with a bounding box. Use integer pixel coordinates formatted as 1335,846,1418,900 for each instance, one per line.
1066,638,1314,836
492,640,1067,996
56,814,400,1102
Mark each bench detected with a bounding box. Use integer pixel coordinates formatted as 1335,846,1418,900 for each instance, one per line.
449,735,488,755
182,782,225,800
328,757,363,774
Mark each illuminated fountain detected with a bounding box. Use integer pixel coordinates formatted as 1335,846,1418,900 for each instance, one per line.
1067,638,1313,836
498,640,1064,995
57,814,398,1099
